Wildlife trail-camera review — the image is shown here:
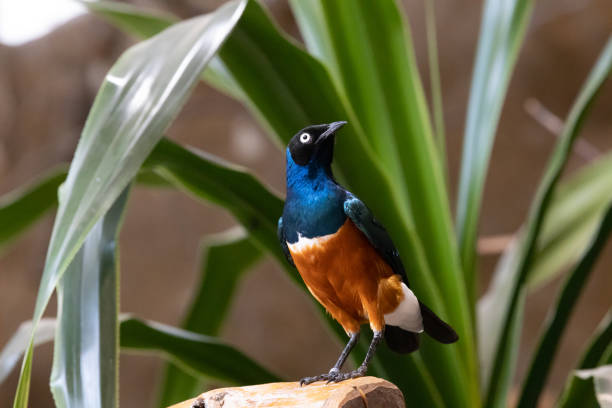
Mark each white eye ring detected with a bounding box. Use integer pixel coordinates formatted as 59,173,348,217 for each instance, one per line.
299,133,311,143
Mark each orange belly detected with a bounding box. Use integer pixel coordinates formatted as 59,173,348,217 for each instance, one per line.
287,219,404,333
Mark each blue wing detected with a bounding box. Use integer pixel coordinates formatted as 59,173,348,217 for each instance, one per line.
343,196,409,286
277,217,295,267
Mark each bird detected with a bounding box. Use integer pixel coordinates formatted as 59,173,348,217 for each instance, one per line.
277,121,459,385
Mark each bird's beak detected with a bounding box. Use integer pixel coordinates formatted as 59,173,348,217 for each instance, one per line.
317,121,347,144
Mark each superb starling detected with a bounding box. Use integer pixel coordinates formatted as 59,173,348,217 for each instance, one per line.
278,121,458,385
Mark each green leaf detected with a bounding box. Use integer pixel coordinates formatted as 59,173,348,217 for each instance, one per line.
12,3,247,406
492,152,612,299
2,316,280,390
0,166,67,253
289,1,475,405
559,313,612,408
84,1,176,37
50,189,129,408
517,203,612,407
456,0,534,300
479,152,612,393
0,320,56,384
424,0,446,166
482,36,612,408
157,229,263,407
144,138,285,269
87,2,462,405
528,151,612,289
121,318,281,385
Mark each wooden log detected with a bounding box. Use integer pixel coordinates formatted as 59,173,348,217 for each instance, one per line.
168,376,405,408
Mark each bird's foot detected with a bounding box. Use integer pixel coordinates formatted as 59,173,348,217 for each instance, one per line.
325,366,366,384
299,373,332,386
299,367,366,386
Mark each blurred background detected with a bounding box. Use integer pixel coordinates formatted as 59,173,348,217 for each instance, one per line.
0,0,610,406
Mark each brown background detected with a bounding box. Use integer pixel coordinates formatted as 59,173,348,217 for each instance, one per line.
0,0,611,406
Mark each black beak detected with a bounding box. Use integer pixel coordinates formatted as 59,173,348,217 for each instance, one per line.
317,121,347,144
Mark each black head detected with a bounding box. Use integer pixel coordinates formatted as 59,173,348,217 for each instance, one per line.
287,121,347,166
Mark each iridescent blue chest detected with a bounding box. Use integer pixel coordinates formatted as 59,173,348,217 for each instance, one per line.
282,150,347,243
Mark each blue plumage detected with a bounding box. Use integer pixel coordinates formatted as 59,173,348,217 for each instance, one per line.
281,148,347,242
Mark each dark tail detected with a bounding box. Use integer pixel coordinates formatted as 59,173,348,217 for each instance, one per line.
384,302,458,354
419,301,459,344
384,325,420,354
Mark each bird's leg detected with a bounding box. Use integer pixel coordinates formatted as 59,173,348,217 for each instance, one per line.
325,330,383,383
329,331,360,373
299,332,360,386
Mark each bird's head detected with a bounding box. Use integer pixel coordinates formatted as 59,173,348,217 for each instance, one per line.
286,121,347,168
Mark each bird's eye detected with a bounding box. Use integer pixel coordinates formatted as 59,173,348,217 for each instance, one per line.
299,133,311,143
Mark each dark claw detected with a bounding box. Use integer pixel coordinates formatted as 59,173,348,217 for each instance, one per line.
301,367,366,386
325,368,365,384
300,373,331,386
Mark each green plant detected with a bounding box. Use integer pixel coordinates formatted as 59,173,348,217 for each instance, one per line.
0,0,610,407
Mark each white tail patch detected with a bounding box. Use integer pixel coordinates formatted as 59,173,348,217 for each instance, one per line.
384,283,423,333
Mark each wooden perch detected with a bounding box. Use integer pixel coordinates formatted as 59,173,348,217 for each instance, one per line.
168,376,405,408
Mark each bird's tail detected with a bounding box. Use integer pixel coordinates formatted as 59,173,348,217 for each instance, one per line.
384,325,420,354
384,301,458,354
419,301,459,344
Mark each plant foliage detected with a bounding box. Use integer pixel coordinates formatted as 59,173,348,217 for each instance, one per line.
0,0,610,407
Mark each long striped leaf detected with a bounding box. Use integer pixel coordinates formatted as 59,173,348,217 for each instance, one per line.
0,320,56,384
50,190,129,408
289,1,474,405
490,152,612,298
121,318,280,385
482,36,612,408
478,153,612,403
517,203,612,407
456,0,534,301
528,152,612,289
11,3,247,406
1,316,280,390
424,0,446,164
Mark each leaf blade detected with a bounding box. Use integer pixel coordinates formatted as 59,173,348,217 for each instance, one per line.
121,318,280,385
145,138,284,267
290,1,475,404
0,166,67,253
517,203,612,407
49,189,129,408
12,3,247,406
481,36,612,408
456,0,534,300
2,316,280,389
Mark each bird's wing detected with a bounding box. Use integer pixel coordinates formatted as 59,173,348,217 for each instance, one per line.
343,196,409,286
277,217,296,267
